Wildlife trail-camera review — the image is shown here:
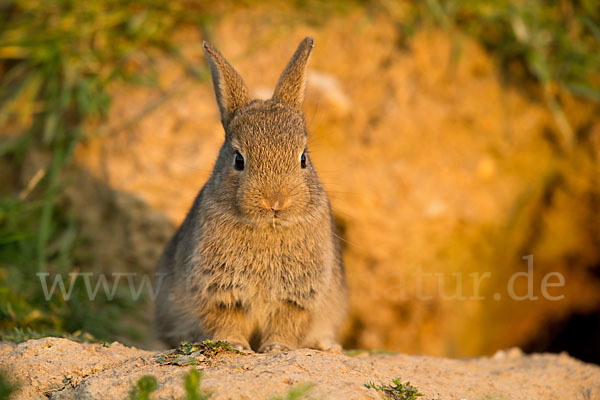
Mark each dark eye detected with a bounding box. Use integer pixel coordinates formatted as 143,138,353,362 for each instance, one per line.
234,152,245,171
300,152,307,169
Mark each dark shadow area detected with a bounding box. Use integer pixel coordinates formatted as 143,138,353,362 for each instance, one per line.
524,310,600,365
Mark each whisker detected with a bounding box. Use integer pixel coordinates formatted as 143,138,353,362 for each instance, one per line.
331,231,362,251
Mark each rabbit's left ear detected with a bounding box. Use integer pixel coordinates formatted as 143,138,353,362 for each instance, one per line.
272,37,314,112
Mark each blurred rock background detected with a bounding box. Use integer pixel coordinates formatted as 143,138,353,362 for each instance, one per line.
1,1,599,363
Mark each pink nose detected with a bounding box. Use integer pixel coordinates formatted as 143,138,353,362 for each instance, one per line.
262,195,290,211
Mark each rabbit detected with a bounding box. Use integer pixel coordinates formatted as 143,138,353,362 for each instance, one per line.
154,37,348,353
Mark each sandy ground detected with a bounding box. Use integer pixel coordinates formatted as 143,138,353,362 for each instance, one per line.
1,338,598,399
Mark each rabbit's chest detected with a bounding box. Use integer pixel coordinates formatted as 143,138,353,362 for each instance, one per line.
202,247,321,300
196,226,331,306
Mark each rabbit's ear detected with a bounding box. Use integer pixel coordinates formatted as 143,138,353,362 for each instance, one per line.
272,37,314,112
203,41,251,128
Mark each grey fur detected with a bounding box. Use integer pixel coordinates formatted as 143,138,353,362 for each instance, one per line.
155,37,348,352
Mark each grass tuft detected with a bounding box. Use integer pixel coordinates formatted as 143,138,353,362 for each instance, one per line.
0,0,213,343
364,378,424,400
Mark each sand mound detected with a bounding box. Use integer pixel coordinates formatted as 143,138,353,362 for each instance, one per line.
1,338,598,399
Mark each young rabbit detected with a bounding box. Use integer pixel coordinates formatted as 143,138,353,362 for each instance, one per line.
155,37,348,353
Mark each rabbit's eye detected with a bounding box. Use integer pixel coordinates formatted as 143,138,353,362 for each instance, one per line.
234,152,245,171
300,152,307,169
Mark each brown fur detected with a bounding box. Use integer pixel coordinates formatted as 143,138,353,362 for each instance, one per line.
154,37,348,352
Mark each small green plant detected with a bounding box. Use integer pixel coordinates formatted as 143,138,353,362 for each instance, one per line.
364,378,423,400
0,369,17,400
128,370,211,400
183,369,212,400
269,383,315,400
128,375,157,400
155,340,242,367
200,340,234,352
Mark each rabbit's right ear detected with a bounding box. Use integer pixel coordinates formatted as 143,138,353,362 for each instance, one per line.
203,41,251,129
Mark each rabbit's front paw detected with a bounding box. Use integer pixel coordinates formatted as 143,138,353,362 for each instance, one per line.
310,339,342,353
230,341,254,353
323,342,342,353
258,342,292,353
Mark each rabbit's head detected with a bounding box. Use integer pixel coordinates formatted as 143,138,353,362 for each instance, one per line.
202,37,328,227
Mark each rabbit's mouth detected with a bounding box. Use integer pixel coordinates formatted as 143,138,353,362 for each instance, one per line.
234,210,317,229
253,210,299,228
270,212,288,226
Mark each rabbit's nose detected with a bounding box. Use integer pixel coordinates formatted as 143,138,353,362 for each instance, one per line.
262,194,291,212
